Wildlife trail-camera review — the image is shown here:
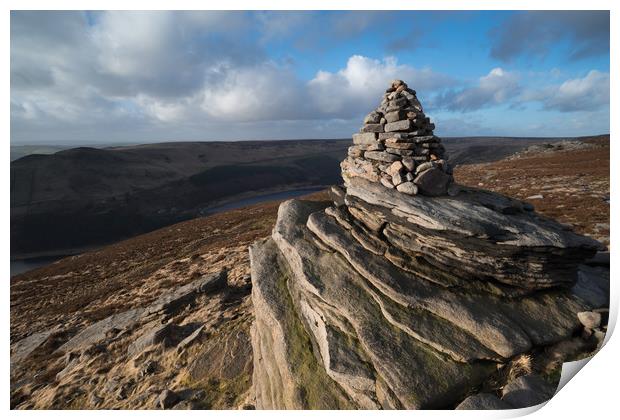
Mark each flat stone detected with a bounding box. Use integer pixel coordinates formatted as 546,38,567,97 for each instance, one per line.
415,161,435,174
396,182,418,195
385,148,415,157
347,146,363,158
58,308,145,354
352,133,377,145
384,119,415,132
145,271,227,315
385,110,406,123
363,111,382,124
360,124,384,133
384,140,417,150
402,157,415,172
364,151,400,163
378,132,408,141
329,185,346,206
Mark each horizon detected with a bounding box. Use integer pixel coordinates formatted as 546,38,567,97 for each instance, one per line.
11,10,610,145
10,132,612,150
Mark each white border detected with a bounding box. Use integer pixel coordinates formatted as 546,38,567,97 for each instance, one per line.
3,1,617,419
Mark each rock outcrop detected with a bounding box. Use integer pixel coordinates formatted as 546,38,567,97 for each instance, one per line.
250,82,609,409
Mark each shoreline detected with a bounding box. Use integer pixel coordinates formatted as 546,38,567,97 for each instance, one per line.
10,185,329,268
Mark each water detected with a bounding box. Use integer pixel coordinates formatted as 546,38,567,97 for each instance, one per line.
202,187,325,214
10,256,64,277
10,187,326,277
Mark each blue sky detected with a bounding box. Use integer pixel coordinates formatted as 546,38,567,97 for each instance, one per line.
10,10,610,144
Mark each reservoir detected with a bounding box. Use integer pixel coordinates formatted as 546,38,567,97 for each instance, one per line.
10,186,326,277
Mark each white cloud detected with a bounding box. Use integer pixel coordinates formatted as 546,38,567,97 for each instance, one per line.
520,70,609,112
308,55,453,117
436,67,520,111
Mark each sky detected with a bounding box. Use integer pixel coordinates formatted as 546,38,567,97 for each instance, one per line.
10,10,610,145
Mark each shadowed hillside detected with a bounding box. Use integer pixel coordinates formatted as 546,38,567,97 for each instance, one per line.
11,136,603,258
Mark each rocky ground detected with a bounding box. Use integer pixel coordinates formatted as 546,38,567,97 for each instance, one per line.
454,136,610,248
10,136,609,409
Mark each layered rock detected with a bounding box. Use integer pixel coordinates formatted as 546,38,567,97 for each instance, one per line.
250,82,608,409
343,79,452,196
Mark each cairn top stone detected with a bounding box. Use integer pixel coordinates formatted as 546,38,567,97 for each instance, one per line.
342,80,452,197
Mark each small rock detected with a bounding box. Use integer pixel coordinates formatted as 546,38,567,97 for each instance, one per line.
396,182,418,195
140,360,158,377
593,329,606,345
456,393,512,410
402,157,415,172
447,183,461,197
414,161,435,174
391,172,406,186
380,177,395,189
384,119,415,132
156,389,180,409
414,168,451,196
526,194,544,200
352,133,377,145
363,111,381,124
364,151,400,163
501,375,556,408
577,311,602,329
360,123,384,133
386,160,404,176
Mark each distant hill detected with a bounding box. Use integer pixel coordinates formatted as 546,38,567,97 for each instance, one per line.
11,140,348,257
10,135,607,258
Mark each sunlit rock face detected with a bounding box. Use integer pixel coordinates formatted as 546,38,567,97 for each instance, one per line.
249,82,608,410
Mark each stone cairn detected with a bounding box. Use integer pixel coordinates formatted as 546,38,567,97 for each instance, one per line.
343,79,452,196
249,82,609,410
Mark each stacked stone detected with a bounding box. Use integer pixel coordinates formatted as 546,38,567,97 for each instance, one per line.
343,79,452,196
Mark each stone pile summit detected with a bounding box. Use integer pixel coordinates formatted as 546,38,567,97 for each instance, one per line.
343,79,452,196
249,81,609,409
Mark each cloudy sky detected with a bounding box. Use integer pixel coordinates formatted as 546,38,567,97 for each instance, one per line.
10,10,610,145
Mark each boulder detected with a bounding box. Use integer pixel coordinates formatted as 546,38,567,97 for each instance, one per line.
501,375,556,408
413,168,451,196
156,389,180,409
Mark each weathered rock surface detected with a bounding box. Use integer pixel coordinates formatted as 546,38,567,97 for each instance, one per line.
250,197,606,409
249,82,607,409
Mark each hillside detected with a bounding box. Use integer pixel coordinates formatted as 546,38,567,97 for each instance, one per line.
11,136,590,258
10,135,609,409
